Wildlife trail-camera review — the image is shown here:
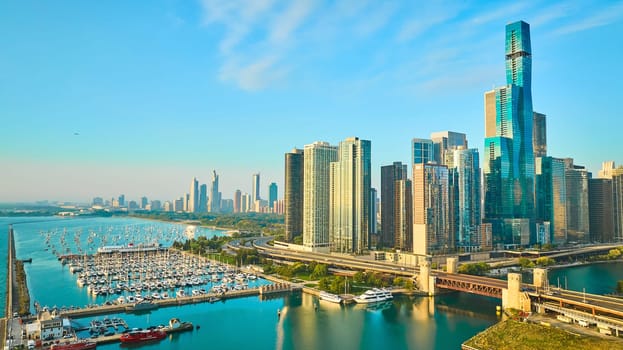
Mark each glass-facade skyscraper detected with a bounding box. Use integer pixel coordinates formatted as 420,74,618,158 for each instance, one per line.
484,20,535,246
329,137,371,254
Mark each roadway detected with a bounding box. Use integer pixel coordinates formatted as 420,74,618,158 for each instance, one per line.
531,288,623,319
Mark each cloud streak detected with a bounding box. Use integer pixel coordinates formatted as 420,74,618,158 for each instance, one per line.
551,1,623,35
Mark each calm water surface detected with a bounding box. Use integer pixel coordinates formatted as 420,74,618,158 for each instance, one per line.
3,217,621,349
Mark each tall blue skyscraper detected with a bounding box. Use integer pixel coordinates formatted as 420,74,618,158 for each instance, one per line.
484,20,535,246
269,182,278,210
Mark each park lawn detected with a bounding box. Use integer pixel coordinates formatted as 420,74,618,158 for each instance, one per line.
464,319,623,350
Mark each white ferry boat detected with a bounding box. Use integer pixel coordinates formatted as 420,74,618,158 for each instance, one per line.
319,291,343,304
353,288,393,304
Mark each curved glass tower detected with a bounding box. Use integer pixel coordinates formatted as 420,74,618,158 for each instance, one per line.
484,21,535,245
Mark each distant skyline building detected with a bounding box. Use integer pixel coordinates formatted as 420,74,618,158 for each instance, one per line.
140,196,148,209
252,173,261,203
209,170,221,213
483,20,535,246
269,182,278,211
233,189,242,213
188,177,199,213
329,137,371,254
118,194,125,207
199,184,207,213
533,112,547,157
303,141,337,251
380,161,408,249
285,149,304,242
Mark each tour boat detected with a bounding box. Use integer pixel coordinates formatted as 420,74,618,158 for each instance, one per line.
354,288,393,304
119,329,166,343
319,291,343,304
50,340,97,350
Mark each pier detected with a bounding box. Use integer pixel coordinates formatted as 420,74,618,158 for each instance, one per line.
58,289,260,319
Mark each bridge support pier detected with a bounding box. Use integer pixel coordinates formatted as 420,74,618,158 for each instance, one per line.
533,268,548,290
419,260,437,296
502,273,530,312
446,257,458,274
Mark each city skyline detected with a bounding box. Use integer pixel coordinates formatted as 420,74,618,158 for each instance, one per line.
2,1,623,202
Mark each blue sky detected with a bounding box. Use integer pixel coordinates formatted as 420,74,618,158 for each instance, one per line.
1,0,622,203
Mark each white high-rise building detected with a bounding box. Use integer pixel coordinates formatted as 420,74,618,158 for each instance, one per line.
303,141,337,251
252,173,261,203
329,137,371,254
188,177,199,213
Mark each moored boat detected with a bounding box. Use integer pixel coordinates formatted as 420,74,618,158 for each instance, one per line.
125,300,158,312
50,340,97,350
354,288,393,304
319,291,343,304
119,329,166,343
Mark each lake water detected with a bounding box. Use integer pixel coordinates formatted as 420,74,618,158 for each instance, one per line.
3,216,621,349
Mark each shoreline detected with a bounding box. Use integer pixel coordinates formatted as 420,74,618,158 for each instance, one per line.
124,215,236,235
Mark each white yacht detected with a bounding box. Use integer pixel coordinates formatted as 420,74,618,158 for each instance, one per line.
319,291,343,304
354,288,393,304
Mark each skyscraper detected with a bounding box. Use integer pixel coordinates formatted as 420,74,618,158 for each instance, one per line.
533,112,547,158
430,131,468,166
380,162,408,248
450,148,481,250
535,157,567,244
303,141,337,251
394,178,412,251
269,182,278,211
252,173,261,203
209,170,221,213
285,149,304,242
188,177,199,213
564,159,590,243
199,184,207,213
233,189,242,213
483,20,535,246
411,138,434,164
413,163,450,255
329,137,371,254
589,178,613,242
595,161,623,242
369,188,377,235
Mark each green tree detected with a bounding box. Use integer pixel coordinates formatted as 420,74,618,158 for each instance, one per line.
458,262,490,276
311,264,328,279
608,249,622,260
353,271,365,284
318,277,330,291
518,258,535,269
535,257,555,267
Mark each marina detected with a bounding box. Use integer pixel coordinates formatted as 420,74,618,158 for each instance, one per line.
2,217,507,349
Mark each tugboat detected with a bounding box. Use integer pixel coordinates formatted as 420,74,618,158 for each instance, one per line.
119,329,166,344
50,340,97,350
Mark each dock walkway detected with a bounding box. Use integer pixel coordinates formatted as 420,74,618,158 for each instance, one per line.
59,289,260,319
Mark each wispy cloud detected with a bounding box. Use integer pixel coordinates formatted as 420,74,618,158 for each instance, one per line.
468,2,532,26
354,3,397,37
551,1,623,35
219,55,288,91
269,0,315,45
